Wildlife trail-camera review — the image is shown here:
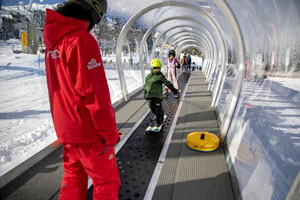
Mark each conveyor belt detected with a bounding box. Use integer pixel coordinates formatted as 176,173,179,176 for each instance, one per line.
87,72,190,200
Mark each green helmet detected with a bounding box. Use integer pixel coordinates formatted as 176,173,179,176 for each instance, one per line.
150,59,162,69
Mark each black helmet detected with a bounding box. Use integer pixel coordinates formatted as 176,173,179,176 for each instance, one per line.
168,49,176,57
68,0,107,25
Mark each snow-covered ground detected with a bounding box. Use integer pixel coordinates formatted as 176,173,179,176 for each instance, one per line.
0,39,55,176
0,39,145,177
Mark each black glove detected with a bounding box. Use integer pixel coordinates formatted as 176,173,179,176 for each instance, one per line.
117,132,122,143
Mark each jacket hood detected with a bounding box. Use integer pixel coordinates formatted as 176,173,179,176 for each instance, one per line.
43,9,87,48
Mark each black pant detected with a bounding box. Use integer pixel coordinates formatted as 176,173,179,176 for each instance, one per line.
149,98,164,125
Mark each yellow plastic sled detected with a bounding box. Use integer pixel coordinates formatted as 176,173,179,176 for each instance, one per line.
186,132,220,152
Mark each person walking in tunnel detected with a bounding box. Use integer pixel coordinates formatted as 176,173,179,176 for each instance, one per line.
187,54,192,71
165,49,180,98
191,62,196,71
144,59,178,129
43,0,120,199
181,52,188,71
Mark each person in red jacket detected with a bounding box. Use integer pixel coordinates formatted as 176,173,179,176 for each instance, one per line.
43,0,120,199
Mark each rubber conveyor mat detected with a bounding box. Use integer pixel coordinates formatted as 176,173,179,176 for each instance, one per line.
87,72,190,200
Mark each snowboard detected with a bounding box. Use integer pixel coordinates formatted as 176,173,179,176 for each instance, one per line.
145,114,167,133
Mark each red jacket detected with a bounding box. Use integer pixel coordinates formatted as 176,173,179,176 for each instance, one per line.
43,9,119,146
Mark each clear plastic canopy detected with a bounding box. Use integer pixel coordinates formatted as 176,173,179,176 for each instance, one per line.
0,0,299,198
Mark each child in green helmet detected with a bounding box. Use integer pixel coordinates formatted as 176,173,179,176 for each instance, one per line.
144,59,178,127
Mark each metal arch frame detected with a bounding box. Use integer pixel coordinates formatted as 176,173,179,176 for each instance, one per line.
160,30,211,59
171,38,208,57
152,27,213,79
163,30,211,50
159,28,216,77
163,31,215,73
176,43,207,69
212,1,245,141
178,43,203,54
176,40,204,50
116,1,246,141
177,40,205,51
152,25,195,58
160,29,218,81
148,17,226,103
148,16,220,60
172,38,208,51
139,16,219,85
163,31,209,61
172,38,209,63
161,31,215,77
174,38,212,69
116,1,227,102
174,39,205,49
169,35,212,66
165,32,218,88
173,39,212,72
166,33,212,66
169,36,213,76
138,15,216,83
150,20,226,104
177,42,204,54
152,25,216,80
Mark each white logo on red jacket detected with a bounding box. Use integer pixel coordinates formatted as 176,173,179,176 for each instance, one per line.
47,50,61,59
87,58,101,70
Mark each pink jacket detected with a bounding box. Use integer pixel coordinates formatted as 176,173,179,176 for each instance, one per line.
168,57,180,69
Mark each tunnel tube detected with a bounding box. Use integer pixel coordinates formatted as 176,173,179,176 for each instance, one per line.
162,33,212,72
164,32,213,55
168,35,215,82
152,25,201,59
151,25,215,81
177,43,205,55
145,15,219,59
172,38,210,67
178,43,203,53
116,1,227,103
162,32,216,84
160,30,213,78
146,13,226,109
116,0,245,140
176,40,204,51
163,30,216,74
138,15,218,83
169,36,213,78
176,43,211,71
156,32,212,75
173,39,210,72
174,39,209,59
167,35,214,78
138,15,216,83
152,24,220,80
164,32,214,77
176,41,210,71
162,28,216,57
